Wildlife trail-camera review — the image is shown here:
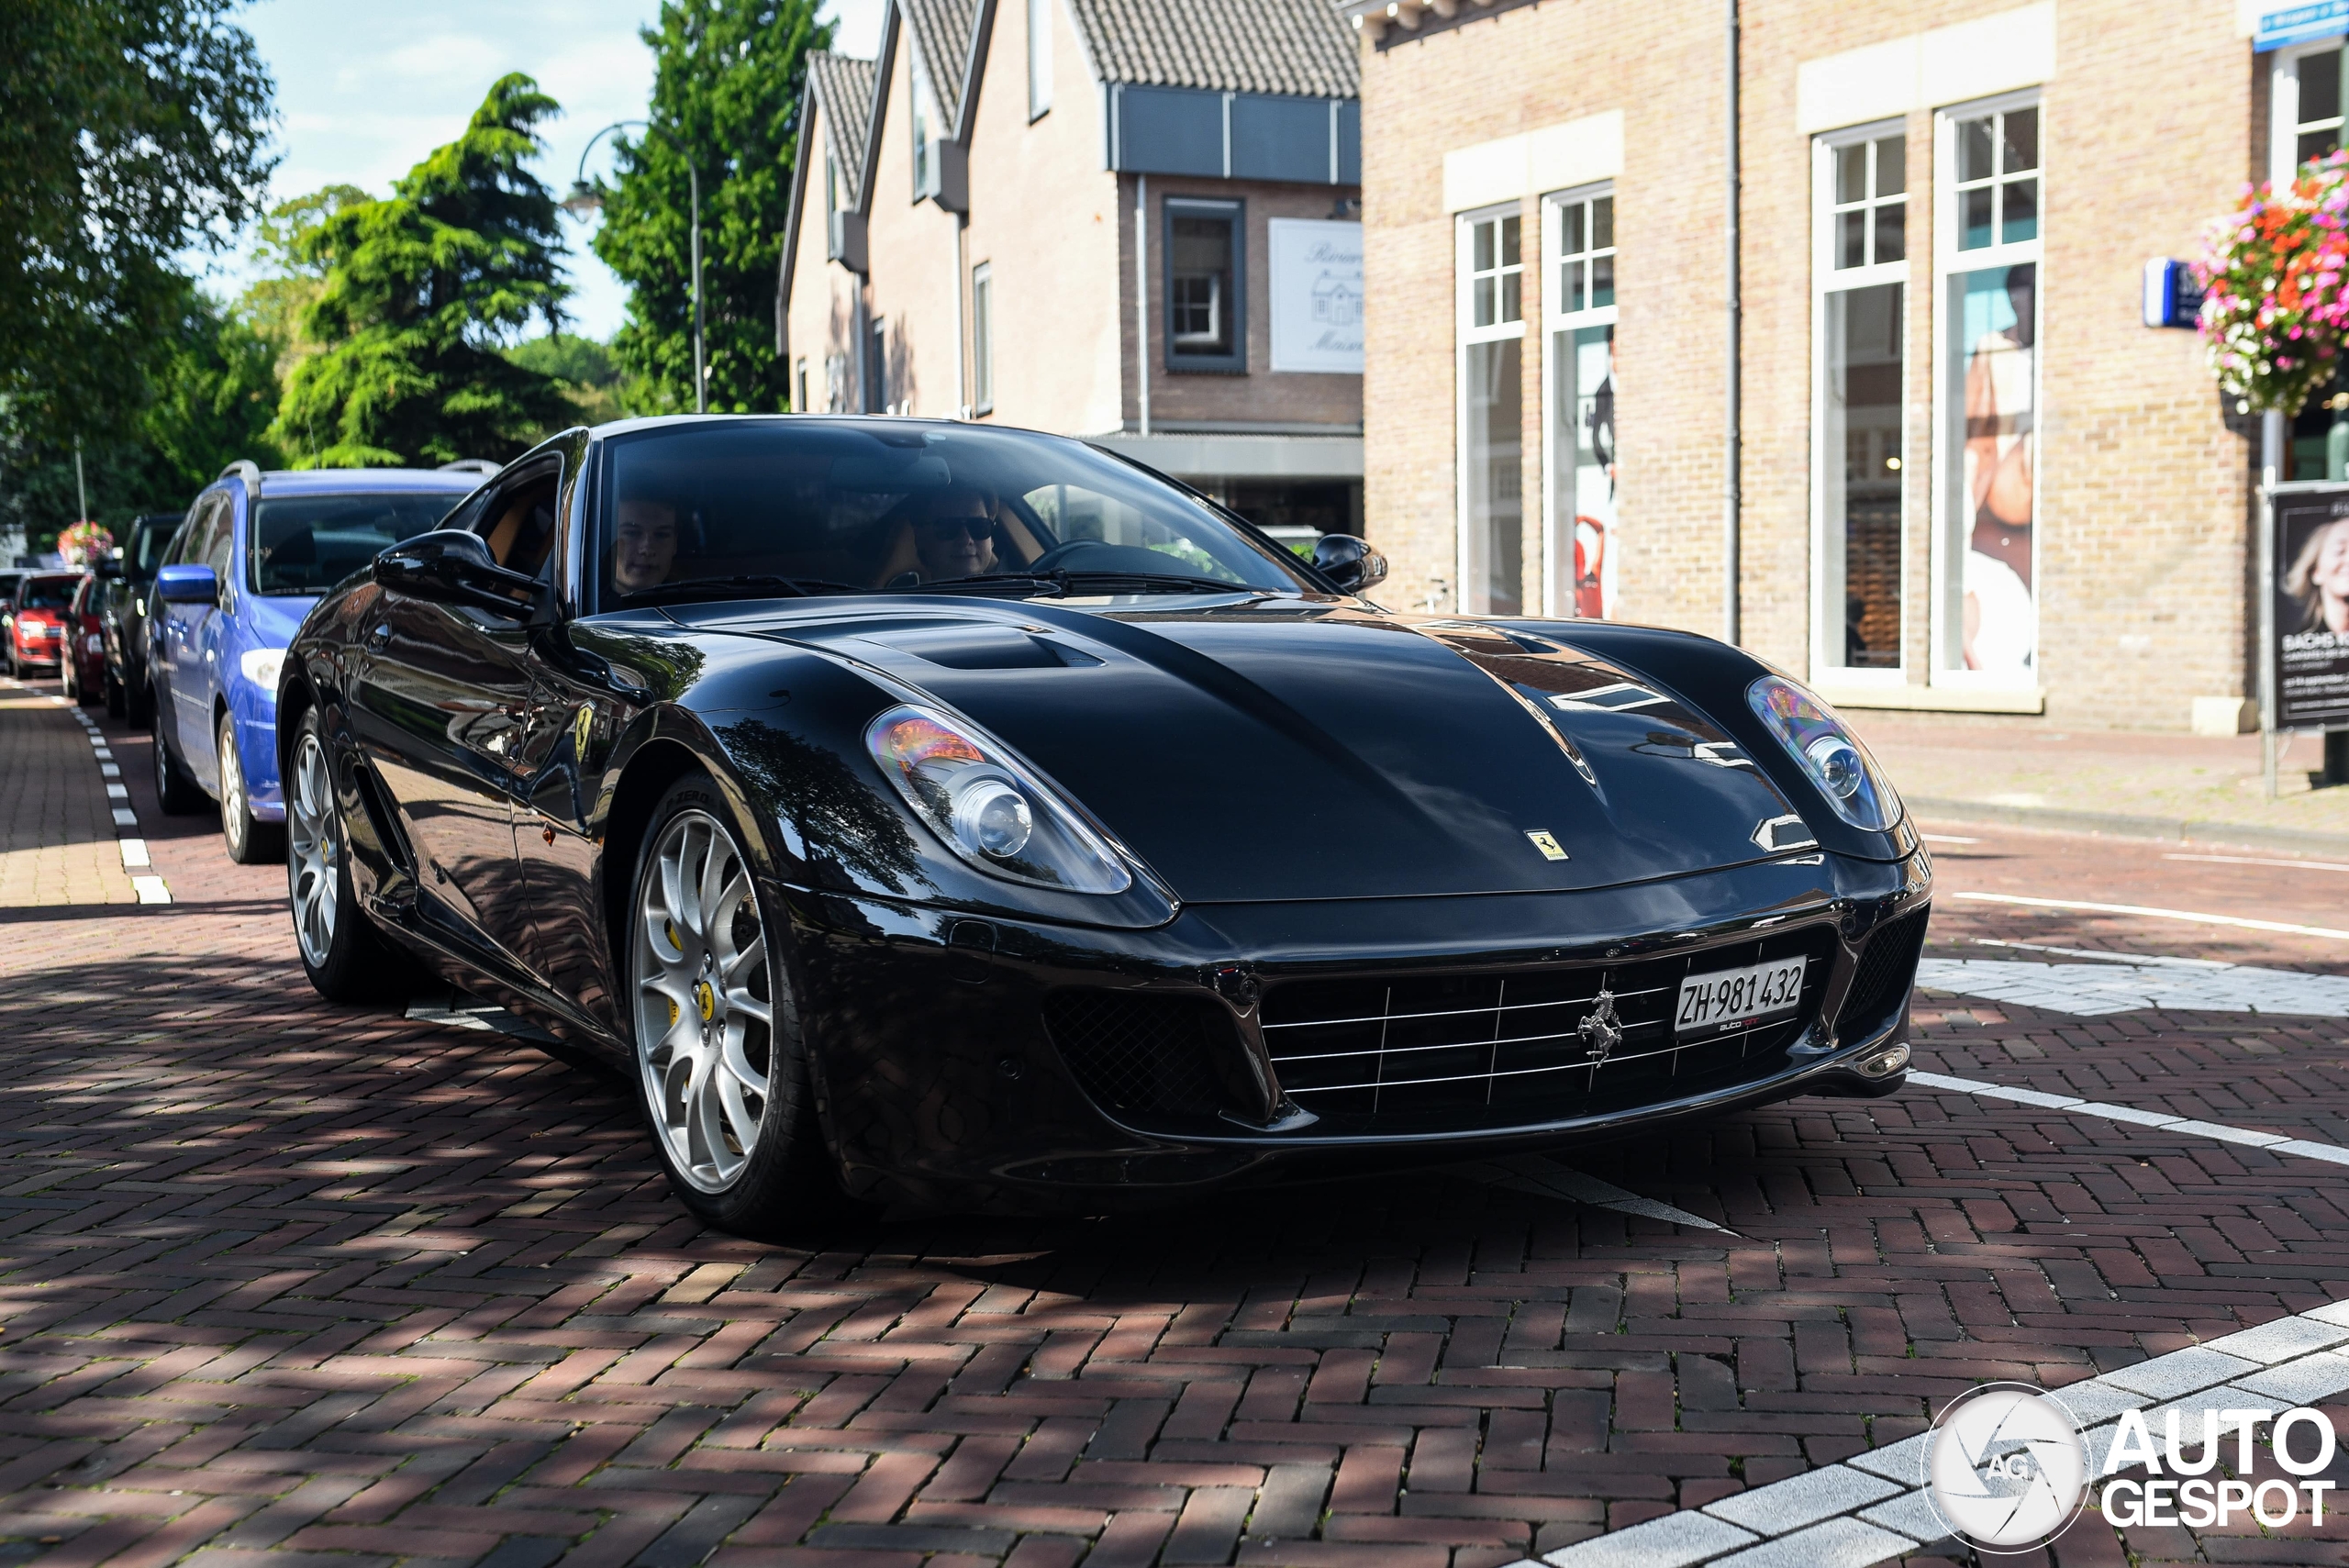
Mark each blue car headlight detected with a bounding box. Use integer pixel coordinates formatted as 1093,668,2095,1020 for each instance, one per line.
1746,675,1903,831
866,704,1133,895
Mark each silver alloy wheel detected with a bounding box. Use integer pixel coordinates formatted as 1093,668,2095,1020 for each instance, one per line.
287,730,338,968
218,716,248,854
633,809,774,1193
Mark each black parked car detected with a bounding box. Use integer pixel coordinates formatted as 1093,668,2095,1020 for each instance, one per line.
280,417,1929,1234
102,513,185,721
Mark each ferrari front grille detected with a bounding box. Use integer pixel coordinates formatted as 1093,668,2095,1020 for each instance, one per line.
1834,905,1929,1040
1259,926,1838,1131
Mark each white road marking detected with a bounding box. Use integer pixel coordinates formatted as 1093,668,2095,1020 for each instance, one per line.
130,876,170,906
118,839,150,870
1906,1071,2349,1164
1528,1298,2349,1568
2168,851,2349,873
1919,833,1981,845
1915,956,2349,1018
1954,891,2349,942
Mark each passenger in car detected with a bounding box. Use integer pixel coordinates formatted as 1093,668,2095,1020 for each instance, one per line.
873,486,1001,585
614,497,681,594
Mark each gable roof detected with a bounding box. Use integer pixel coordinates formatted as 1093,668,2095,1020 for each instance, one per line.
900,0,984,126
1066,0,1358,99
806,51,877,205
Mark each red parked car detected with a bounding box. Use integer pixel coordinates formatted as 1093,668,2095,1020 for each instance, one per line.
60,571,108,706
6,572,82,679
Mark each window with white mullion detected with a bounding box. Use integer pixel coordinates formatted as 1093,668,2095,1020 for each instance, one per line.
1542,186,1616,619
1457,205,1524,616
2279,39,2348,175
1933,91,2041,683
1811,126,1906,678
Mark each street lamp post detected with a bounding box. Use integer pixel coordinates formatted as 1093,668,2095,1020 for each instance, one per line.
564,120,706,414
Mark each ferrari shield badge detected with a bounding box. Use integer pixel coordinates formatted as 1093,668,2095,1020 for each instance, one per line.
1526,829,1568,861
1578,990,1623,1061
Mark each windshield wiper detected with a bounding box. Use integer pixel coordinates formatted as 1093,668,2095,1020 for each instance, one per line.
901,570,1267,597
617,574,869,605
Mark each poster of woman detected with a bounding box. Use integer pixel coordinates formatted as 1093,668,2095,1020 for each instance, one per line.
2274,488,2349,727
1958,264,2036,673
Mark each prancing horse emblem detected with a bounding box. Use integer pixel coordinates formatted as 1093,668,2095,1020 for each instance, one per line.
1578,989,1623,1062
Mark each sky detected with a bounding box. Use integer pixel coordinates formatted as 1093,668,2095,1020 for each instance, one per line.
214,0,889,341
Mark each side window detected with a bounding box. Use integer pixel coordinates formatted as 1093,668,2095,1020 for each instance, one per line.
201,495,236,575
478,465,562,575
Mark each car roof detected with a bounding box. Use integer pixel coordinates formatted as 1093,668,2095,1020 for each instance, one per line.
250,468,481,496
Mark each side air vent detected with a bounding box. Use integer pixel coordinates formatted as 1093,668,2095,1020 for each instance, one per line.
1837,906,1930,1039
1041,990,1242,1121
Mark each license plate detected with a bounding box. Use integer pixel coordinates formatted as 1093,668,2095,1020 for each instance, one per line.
1675,956,1807,1036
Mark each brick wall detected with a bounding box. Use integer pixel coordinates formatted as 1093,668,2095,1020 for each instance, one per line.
1359,0,2261,728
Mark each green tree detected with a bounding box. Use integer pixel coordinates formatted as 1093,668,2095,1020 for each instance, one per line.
0,0,275,444
591,0,830,414
242,184,372,381
272,75,574,468
506,334,629,432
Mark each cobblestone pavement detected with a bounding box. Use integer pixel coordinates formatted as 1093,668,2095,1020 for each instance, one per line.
8,684,2349,1568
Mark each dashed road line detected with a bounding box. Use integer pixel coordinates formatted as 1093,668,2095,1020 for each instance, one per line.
2167,851,2349,873
1954,891,2349,942
46,691,171,906
1520,1296,2349,1568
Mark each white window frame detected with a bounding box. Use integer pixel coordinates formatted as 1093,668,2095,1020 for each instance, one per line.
2274,39,2348,181
972,261,995,414
1028,0,1053,121
1809,120,1909,684
1457,202,1526,617
1930,86,2043,689
1539,183,1616,619
910,46,939,201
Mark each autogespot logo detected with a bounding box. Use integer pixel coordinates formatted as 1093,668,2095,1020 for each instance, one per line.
1924,1384,2089,1552
1927,1384,2347,1549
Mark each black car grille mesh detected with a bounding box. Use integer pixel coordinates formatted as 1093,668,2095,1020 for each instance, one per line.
1042,990,1240,1121
1835,906,1930,1039
1259,926,1838,1132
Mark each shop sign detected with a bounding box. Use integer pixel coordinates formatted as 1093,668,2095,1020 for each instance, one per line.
2271,484,2349,727
1267,219,1364,374
2256,0,2349,51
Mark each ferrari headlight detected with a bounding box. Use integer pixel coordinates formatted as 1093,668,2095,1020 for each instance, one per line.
866,705,1132,894
239,648,284,696
1746,675,1902,831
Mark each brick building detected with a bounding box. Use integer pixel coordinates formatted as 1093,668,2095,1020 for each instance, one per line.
779,0,1369,544
1342,0,2340,730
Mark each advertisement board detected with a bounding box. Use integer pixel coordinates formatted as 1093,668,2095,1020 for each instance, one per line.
1267,219,1364,374
2272,483,2349,728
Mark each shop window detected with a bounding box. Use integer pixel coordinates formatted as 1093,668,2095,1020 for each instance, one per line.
972,262,995,414
1812,128,1906,674
1544,186,1616,618
2277,44,2349,478
1936,95,2039,681
1165,198,1244,371
1459,205,1524,616
1028,0,1052,120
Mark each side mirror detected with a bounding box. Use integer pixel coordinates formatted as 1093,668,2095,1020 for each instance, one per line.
95,558,123,580
374,528,545,618
155,564,219,604
1312,533,1388,595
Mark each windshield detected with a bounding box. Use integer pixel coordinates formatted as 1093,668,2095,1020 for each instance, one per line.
18,576,77,609
596,420,1314,606
250,492,468,595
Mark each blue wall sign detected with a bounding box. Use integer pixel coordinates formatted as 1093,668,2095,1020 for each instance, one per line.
2257,0,2349,51
2142,259,2206,329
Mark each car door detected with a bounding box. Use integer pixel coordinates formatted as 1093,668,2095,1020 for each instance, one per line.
161,494,227,766
346,459,560,967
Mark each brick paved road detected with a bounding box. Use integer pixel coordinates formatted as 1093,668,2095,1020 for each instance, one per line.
8,682,2349,1567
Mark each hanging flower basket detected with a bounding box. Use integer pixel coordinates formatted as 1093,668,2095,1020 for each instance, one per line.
2197,150,2349,417
57,521,114,567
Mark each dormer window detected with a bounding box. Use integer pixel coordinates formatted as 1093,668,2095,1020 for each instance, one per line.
910,47,940,200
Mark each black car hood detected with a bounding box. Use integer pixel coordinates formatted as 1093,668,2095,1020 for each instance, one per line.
697,597,1813,904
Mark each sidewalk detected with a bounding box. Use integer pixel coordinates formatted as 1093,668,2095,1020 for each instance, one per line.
1847,713,2349,851
0,684,142,907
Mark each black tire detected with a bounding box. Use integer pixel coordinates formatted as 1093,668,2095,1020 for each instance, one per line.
218,711,284,863
152,701,204,815
286,706,421,1005
126,673,152,728
626,771,850,1240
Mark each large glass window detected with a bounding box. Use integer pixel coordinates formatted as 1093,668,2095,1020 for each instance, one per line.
1544,187,1616,618
1165,199,1244,371
1460,206,1524,615
249,493,470,595
1813,128,1907,673
1938,98,2039,679
2277,46,2349,478
1027,0,1052,119
972,262,995,414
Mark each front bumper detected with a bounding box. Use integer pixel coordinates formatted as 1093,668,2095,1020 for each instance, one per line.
785,848,1932,1210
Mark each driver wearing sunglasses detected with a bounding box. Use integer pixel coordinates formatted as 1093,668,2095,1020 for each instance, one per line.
907,486,1000,582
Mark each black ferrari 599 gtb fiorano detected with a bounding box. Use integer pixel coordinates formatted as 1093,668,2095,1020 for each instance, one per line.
278,416,1929,1233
